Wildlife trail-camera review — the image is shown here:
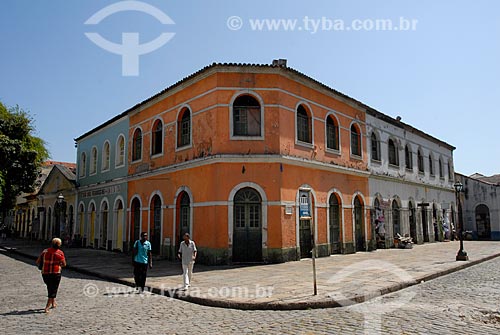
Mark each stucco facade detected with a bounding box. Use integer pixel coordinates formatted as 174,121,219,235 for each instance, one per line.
73,61,462,264
366,113,456,247
456,173,500,240
75,115,129,251
126,63,373,264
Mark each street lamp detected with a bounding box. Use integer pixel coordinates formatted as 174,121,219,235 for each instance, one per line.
454,181,468,261
56,193,65,239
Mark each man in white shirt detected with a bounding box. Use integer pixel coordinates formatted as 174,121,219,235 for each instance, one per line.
177,233,197,290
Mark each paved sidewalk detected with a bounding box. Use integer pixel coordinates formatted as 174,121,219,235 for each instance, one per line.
1,238,499,310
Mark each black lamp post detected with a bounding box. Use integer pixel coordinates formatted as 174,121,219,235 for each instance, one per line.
454,181,468,261
55,193,66,238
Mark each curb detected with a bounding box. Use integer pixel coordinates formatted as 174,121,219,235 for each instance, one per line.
2,245,500,310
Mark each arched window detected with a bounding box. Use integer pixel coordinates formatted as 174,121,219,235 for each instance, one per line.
116,135,125,167
448,160,453,180
388,139,399,166
392,200,400,237
439,158,444,178
233,95,261,136
132,128,142,161
371,132,380,161
418,149,424,173
90,147,97,175
177,108,191,147
102,141,110,171
151,120,163,155
351,124,361,157
326,115,339,151
405,145,413,170
297,105,312,143
79,152,86,177
429,154,434,176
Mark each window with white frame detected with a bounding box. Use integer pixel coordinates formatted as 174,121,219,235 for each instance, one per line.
297,105,312,144
405,145,413,170
429,154,434,176
388,139,399,166
79,152,86,177
326,115,339,151
132,128,142,161
351,124,361,157
371,132,380,161
418,149,424,173
233,95,261,137
116,135,125,167
177,107,191,147
151,120,163,156
90,147,97,175
102,141,110,171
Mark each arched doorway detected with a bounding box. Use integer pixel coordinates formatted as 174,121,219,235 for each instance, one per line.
131,198,141,244
177,192,191,246
100,201,108,249
299,191,313,259
31,208,35,238
409,202,417,243
41,208,47,241
421,204,429,242
475,205,491,239
354,196,365,251
233,188,262,262
432,203,438,241
78,204,85,246
47,207,52,239
115,200,124,251
392,200,400,242
89,203,96,247
329,193,341,254
150,195,162,255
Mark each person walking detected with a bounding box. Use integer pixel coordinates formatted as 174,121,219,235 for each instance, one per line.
132,232,152,292
178,233,197,290
36,238,66,313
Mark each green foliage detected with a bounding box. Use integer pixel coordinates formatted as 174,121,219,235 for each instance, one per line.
0,101,50,211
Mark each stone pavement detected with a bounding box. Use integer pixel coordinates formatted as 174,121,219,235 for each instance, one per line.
1,238,499,310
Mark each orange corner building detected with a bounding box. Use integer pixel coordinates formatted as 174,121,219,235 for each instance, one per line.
126,61,372,264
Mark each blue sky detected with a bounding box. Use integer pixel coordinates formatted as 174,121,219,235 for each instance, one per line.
1,0,498,176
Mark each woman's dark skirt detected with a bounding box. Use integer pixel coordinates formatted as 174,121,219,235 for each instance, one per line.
42,274,62,298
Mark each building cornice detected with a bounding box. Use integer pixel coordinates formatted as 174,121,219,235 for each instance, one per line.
128,154,370,182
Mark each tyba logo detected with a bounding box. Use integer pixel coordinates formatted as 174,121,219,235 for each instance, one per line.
84,1,175,76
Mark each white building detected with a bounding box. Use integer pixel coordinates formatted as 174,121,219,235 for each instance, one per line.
366,111,456,247
456,173,500,240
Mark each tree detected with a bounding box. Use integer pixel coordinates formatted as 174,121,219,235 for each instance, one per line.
0,102,49,218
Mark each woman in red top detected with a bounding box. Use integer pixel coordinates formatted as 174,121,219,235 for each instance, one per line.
36,238,66,313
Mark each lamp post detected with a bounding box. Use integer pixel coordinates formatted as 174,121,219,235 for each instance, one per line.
454,181,468,261
56,193,66,239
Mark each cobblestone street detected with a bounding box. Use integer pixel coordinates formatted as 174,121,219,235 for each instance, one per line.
1,250,499,334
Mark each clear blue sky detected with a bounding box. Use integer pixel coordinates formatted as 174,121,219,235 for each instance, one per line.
1,0,498,176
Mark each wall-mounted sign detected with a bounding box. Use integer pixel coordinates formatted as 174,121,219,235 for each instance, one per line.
299,190,311,219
